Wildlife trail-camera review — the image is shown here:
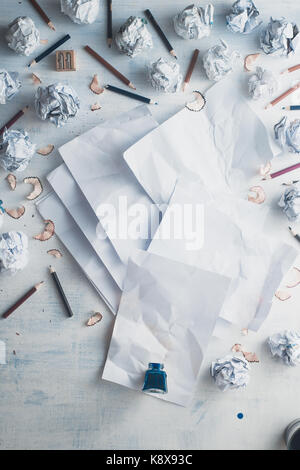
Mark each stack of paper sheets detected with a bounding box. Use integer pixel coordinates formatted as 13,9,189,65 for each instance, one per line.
36,79,298,406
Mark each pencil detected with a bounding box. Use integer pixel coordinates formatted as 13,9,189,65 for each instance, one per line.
282,105,300,110
281,64,300,75
2,281,44,319
49,266,73,318
105,84,158,104
28,34,71,67
107,0,113,48
265,83,300,109
144,9,177,59
263,162,300,180
183,49,199,91
0,106,29,136
84,45,136,89
29,0,55,31
289,226,300,242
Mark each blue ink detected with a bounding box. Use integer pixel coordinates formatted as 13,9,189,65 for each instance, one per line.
142,363,168,394
237,412,244,420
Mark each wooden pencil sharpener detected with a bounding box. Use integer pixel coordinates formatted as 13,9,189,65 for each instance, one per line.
55,50,76,71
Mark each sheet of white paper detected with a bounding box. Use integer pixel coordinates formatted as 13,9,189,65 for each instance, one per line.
59,105,160,265
102,250,231,407
36,191,121,314
47,164,126,290
124,78,275,205
149,179,298,330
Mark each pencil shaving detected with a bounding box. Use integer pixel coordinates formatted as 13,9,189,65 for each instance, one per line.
242,351,259,363
37,144,54,155
86,312,103,326
244,53,260,72
89,75,104,95
5,206,25,219
47,249,63,258
23,176,43,200
259,161,271,177
6,174,16,190
185,91,206,112
231,343,243,352
91,103,101,111
275,290,291,301
286,267,300,288
248,185,266,204
31,73,42,85
34,219,55,241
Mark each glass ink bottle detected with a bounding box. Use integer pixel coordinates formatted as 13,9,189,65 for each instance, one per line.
142,363,168,394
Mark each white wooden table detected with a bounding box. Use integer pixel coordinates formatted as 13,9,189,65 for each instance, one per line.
1,0,300,450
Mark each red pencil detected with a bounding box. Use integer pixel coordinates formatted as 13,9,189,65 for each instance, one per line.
0,106,29,136
2,281,44,319
263,162,300,180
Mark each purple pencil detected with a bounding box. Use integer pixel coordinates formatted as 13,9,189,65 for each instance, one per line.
263,162,300,180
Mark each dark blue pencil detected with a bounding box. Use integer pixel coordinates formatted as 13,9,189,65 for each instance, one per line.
105,84,158,105
29,34,71,67
282,105,300,110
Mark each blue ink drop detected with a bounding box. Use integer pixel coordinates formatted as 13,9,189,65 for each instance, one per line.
237,413,244,420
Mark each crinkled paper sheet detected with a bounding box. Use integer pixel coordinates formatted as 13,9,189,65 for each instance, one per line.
36,191,121,314
59,106,160,265
148,180,297,330
102,250,231,407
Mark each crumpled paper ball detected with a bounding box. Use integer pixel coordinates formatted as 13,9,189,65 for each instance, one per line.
203,39,240,81
226,0,261,34
211,355,250,391
0,129,36,172
0,231,29,275
0,70,21,105
115,16,153,57
260,17,300,56
278,182,300,221
268,330,300,366
173,4,214,40
6,16,40,56
274,116,300,154
248,67,278,100
148,58,183,93
61,0,99,24
35,83,80,127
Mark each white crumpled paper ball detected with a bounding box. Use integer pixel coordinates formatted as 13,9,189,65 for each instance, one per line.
274,116,300,154
173,4,214,40
226,0,261,34
6,16,40,56
35,83,80,127
0,129,36,172
268,330,300,366
61,0,99,24
148,58,183,93
260,17,300,56
203,40,240,82
0,70,21,105
115,16,153,57
0,231,29,276
211,355,250,391
248,67,278,100
278,182,300,222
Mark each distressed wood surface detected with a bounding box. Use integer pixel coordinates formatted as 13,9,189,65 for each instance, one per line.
1,0,300,450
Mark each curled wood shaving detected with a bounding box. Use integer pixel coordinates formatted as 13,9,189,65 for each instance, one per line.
86,312,103,326
248,186,266,204
286,267,300,288
244,53,260,72
259,161,271,177
37,144,54,156
242,351,259,363
89,74,104,95
32,73,42,85
5,206,25,219
185,91,206,112
47,249,63,258
275,290,291,301
241,328,248,336
91,103,102,111
232,343,243,352
34,219,55,241
23,177,43,200
40,39,48,45
6,173,16,190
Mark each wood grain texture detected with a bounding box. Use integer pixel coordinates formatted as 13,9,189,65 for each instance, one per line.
1,0,300,450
